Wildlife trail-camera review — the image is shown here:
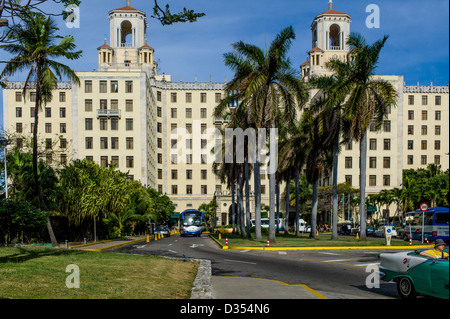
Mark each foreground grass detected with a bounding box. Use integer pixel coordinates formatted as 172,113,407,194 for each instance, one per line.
212,232,416,247
0,247,198,299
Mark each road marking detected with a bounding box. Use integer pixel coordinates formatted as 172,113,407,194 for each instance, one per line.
168,250,177,254
323,259,359,263
240,249,250,253
133,245,146,249
224,259,257,265
319,252,340,256
278,251,287,255
190,244,205,248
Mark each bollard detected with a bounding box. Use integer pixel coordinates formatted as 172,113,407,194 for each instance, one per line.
356,233,359,240
147,234,150,243
424,236,430,244
409,237,412,246
267,239,270,247
226,237,228,246
155,234,158,241
219,233,221,240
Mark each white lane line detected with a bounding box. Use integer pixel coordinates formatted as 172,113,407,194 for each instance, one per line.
240,249,250,253
224,259,257,265
319,252,341,256
323,259,356,263
278,251,287,255
168,250,177,254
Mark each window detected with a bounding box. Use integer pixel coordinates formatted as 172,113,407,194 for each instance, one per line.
45,138,52,149
421,140,427,150
126,118,133,131
408,110,414,120
15,92,22,102
186,108,192,118
200,108,207,118
157,138,162,148
369,157,376,169
434,155,441,165
59,92,66,102
85,80,92,93
435,96,441,105
408,125,414,135
100,99,107,110
435,140,440,150
186,93,192,103
100,137,108,149
30,92,36,102
60,154,67,165
111,118,118,130
60,138,67,149
215,93,222,103
125,81,133,93
407,140,414,150
111,100,118,110
45,123,52,133
16,107,22,118
85,99,93,112
369,175,376,186
421,110,427,120
157,91,162,101
16,123,23,133
435,111,441,121
126,137,134,150
383,175,390,186
171,92,177,103
46,154,52,165
186,170,192,179
158,169,162,179
45,108,51,117
383,120,391,132
100,118,107,130
171,108,177,118
172,185,178,195
201,93,207,103
345,175,352,186
60,123,66,133
186,124,192,134
157,122,162,132
383,157,390,169
408,95,414,105
186,185,193,194
435,125,441,135
100,81,107,93
345,157,352,169
85,137,93,149
383,139,391,151
126,156,134,168
158,153,162,164
111,137,119,150
421,125,427,135
407,155,414,165
171,154,177,164
60,107,66,118
201,169,207,179
421,155,427,165
110,81,118,93
369,139,377,150
111,156,119,168
101,156,108,168
201,185,207,195
126,100,133,112
421,95,428,105
171,170,178,180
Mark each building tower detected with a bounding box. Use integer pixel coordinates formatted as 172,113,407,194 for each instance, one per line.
301,0,351,79
98,0,156,75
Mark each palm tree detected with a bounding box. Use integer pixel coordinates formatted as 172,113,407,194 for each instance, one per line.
1,11,81,246
327,32,397,241
215,26,309,243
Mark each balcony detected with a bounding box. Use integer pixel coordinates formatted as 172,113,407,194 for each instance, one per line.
97,109,121,119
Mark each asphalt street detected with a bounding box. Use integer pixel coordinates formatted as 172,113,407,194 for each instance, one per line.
110,233,401,299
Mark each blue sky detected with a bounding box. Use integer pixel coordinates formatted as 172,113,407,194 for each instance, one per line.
1,0,449,130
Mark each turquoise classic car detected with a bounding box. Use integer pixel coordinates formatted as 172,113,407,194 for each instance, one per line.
379,249,449,299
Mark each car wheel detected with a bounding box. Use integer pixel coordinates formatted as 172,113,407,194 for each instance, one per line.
397,277,416,299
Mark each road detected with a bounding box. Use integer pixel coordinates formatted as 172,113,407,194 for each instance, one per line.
111,233,400,299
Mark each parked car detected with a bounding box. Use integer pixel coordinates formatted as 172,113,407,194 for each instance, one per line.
155,226,170,237
379,249,449,299
374,226,397,238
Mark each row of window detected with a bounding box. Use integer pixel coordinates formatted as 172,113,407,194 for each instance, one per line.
15,91,67,103
407,110,442,121
16,107,67,118
344,175,392,187
83,155,135,168
407,155,442,166
85,118,134,131
157,91,222,104
407,95,442,106
86,137,134,150
84,80,133,94
162,184,268,195
407,140,442,150
407,125,442,135
163,107,209,119
16,123,67,134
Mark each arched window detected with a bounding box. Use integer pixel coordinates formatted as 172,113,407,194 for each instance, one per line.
120,20,133,46
329,24,340,50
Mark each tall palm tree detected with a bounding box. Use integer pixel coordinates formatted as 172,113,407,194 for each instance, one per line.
215,26,309,243
1,11,81,246
326,32,397,241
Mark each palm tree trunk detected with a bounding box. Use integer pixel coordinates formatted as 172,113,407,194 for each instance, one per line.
359,131,368,241
331,134,339,240
34,65,57,247
276,182,280,235
244,156,251,238
295,169,300,236
268,125,276,244
231,183,236,234
254,160,262,240
285,180,290,234
310,179,319,238
236,178,241,236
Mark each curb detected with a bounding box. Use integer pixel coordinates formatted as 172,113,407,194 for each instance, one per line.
72,236,148,251
208,234,433,251
190,259,212,299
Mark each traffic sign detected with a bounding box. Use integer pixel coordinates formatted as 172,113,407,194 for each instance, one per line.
420,203,428,212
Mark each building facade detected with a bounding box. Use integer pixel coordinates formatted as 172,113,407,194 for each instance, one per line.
2,1,448,225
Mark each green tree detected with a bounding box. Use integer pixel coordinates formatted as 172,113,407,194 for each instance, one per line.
215,26,308,243
331,33,397,241
1,11,82,245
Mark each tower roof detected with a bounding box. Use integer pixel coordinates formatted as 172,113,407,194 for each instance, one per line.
315,1,351,19
109,1,145,15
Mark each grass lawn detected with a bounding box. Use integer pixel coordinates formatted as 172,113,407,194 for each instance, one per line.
211,232,415,247
0,247,198,299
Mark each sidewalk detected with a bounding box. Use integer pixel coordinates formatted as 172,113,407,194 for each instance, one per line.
69,235,148,251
